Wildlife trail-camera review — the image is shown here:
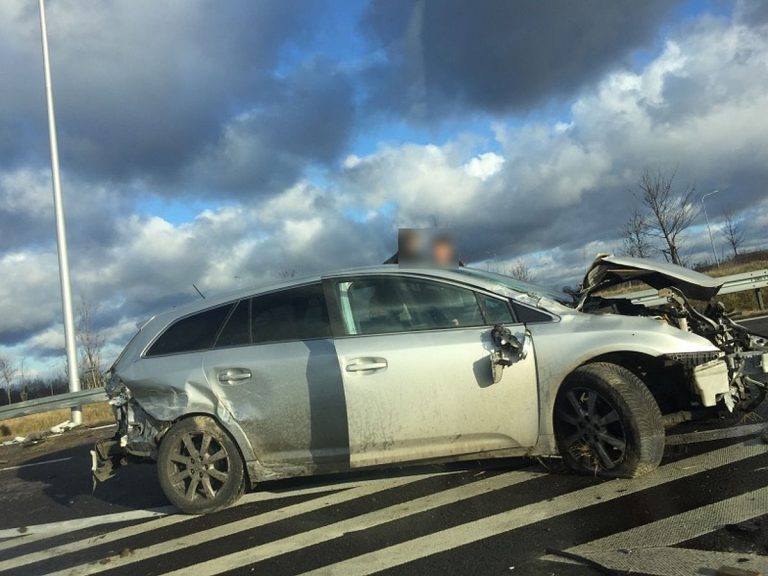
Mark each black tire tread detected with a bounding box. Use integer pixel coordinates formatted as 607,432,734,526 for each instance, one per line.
555,362,664,478
157,415,246,514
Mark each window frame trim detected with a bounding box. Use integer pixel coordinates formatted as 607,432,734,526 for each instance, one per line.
142,280,334,358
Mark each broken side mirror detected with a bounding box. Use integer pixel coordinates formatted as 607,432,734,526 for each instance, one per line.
490,324,528,384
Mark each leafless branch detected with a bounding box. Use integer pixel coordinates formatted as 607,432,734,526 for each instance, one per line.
721,208,745,259
0,353,17,404
77,298,105,389
622,209,652,258
634,167,698,265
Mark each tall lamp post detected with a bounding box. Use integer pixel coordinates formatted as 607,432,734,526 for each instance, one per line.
701,190,720,269
38,0,82,425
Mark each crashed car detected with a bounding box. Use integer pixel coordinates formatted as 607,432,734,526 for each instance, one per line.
94,258,768,513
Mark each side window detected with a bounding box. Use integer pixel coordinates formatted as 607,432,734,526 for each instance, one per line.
335,276,485,335
477,293,515,325
512,301,553,323
251,283,330,344
214,299,251,348
146,304,233,357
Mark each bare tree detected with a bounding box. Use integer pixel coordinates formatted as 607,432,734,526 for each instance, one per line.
0,353,17,404
18,357,27,402
77,298,105,389
507,260,534,283
635,167,698,265
721,209,745,259
622,209,652,258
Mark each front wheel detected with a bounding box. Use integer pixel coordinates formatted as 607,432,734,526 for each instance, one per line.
553,362,664,478
157,416,246,514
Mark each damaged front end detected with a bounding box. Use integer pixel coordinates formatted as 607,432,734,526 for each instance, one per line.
580,255,768,414
91,371,168,484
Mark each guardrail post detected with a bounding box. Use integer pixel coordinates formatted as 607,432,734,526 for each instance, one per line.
756,288,765,310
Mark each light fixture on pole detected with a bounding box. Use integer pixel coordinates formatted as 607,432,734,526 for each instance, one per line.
38,0,82,425
701,189,720,269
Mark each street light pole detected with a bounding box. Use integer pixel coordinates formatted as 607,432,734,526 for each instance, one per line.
38,0,82,425
701,190,720,269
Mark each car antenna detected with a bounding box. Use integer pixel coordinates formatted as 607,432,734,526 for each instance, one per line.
192,283,205,299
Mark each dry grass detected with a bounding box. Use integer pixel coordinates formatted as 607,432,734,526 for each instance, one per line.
708,260,768,277
0,402,114,440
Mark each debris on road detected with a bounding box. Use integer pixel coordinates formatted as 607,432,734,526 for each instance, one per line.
49,420,81,434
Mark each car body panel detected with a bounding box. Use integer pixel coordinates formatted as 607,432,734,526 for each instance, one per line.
334,324,538,468
112,351,259,464
202,338,349,477
526,312,722,453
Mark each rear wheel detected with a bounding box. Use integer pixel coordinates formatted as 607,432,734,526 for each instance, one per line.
553,362,664,478
157,416,245,514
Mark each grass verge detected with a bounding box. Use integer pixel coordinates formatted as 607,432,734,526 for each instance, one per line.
0,402,114,440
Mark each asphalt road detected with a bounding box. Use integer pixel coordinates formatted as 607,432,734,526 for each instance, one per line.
1,425,767,576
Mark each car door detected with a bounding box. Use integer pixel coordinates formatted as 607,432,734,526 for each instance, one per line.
201,282,349,474
328,273,539,468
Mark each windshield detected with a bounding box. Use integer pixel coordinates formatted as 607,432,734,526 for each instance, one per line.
457,267,573,306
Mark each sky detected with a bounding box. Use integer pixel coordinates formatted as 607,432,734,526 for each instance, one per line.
1,0,768,375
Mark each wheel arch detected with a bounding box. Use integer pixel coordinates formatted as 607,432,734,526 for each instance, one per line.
549,353,662,433
157,411,257,485
577,351,686,415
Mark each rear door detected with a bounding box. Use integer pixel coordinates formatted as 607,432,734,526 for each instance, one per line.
328,274,539,468
202,283,348,473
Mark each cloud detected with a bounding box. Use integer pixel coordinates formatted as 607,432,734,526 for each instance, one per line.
187,61,356,197
4,3,768,374
338,13,768,273
0,167,132,253
361,0,680,118
0,0,349,199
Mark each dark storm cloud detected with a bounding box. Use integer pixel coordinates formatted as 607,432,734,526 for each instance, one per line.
736,0,768,24
0,170,131,253
189,60,356,196
0,0,348,197
362,0,680,117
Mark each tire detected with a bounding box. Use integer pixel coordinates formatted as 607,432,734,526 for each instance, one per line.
157,415,246,514
553,362,664,478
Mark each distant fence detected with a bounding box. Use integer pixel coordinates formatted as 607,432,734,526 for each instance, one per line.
622,269,768,309
0,388,106,421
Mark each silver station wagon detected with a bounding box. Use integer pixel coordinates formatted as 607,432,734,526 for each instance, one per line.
93,258,768,513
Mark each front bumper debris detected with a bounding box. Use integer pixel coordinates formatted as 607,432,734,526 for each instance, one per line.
90,436,126,485
692,359,730,408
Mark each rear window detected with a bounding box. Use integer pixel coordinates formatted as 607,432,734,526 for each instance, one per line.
146,304,233,357
251,283,330,343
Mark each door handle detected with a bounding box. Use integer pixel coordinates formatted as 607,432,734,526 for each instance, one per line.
346,358,388,372
218,368,252,383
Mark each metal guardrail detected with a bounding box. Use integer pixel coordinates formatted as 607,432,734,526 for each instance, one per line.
0,388,106,421
622,268,768,308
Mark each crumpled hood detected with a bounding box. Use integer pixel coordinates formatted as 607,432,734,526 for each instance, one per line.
581,254,724,301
